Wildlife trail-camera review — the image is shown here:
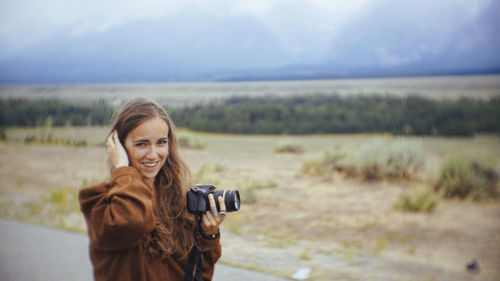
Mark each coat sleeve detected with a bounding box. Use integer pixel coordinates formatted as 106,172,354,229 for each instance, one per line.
200,235,222,280
79,166,155,252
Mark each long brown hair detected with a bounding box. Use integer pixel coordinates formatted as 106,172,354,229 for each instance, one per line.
110,98,196,259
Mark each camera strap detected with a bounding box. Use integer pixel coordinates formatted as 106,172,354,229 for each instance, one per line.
184,214,204,281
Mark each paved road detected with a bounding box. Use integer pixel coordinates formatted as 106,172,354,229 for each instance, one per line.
0,219,290,281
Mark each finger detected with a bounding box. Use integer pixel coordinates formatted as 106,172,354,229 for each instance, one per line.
217,196,226,219
202,213,210,226
201,214,211,233
208,194,217,216
113,130,120,145
203,211,216,226
201,215,219,237
218,196,226,213
105,132,114,148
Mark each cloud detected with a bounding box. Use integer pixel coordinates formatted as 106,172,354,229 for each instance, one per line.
0,0,187,52
0,0,376,52
1,0,498,78
325,0,497,67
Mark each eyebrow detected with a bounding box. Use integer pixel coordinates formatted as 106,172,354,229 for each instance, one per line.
132,136,168,142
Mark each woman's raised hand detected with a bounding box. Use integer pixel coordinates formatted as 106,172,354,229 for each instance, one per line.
105,130,129,173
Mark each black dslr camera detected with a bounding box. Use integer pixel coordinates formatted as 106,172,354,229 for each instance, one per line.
186,184,240,214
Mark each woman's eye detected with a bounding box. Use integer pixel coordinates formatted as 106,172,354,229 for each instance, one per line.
158,139,168,145
135,142,146,147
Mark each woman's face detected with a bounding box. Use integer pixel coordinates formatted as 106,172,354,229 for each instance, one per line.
124,117,169,186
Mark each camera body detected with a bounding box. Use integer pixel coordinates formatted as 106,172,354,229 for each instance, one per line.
186,184,240,214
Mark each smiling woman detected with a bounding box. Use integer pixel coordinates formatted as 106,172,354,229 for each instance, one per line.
122,117,170,187
79,98,226,281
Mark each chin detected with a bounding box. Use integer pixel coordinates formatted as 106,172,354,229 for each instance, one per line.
143,171,160,180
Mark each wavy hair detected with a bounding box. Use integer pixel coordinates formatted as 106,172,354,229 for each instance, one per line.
110,98,196,259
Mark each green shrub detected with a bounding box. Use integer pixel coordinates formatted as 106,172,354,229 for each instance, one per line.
247,180,278,190
301,139,424,181
301,147,352,176
351,139,424,180
274,142,305,154
23,133,88,146
395,186,439,212
374,238,388,253
47,186,68,208
434,152,499,201
238,180,277,205
192,163,221,185
350,139,388,180
240,186,258,204
178,136,205,150
385,139,425,179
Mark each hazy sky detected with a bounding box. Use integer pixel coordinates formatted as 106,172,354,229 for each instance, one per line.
1,0,492,53
1,0,498,82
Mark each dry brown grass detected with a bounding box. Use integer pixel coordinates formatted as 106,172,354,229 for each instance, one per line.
1,129,499,280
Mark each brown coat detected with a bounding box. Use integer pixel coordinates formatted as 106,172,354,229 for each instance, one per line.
79,166,221,281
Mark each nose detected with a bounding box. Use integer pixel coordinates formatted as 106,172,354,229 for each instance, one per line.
146,145,159,158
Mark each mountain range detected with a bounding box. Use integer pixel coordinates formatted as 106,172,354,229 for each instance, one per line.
1,0,499,83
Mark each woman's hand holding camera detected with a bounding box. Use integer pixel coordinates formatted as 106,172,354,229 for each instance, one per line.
106,130,129,172
201,194,226,237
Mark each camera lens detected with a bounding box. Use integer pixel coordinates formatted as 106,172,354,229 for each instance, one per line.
213,189,240,212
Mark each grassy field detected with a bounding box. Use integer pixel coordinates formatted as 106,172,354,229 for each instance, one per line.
1,126,499,281
1,73,499,280
1,74,500,106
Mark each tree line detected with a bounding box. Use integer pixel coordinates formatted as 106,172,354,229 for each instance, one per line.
169,95,500,136
0,99,112,127
1,95,499,136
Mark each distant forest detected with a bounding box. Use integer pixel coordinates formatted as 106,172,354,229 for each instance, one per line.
1,95,499,136
0,99,112,127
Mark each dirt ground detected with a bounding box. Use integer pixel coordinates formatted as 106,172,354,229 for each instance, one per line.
179,135,500,281
1,133,499,281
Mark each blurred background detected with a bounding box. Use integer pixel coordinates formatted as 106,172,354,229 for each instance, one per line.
1,0,499,281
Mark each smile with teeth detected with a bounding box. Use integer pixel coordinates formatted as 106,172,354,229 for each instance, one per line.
142,161,160,168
